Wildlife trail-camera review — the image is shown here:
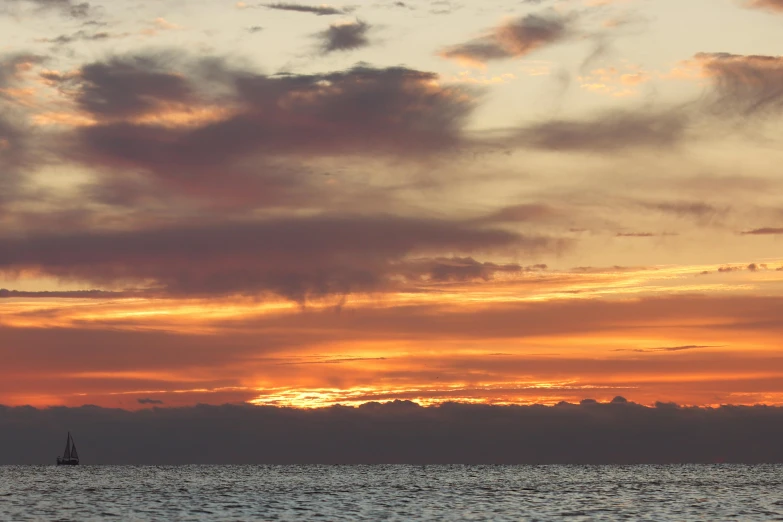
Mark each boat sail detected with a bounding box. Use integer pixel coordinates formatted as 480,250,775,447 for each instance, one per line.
56,432,80,466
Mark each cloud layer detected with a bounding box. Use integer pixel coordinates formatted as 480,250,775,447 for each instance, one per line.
0,215,552,300
3,402,783,464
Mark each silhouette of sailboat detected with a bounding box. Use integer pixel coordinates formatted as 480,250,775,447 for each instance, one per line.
56,432,79,466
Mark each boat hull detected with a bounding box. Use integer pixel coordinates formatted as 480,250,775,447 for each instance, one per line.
56,458,79,466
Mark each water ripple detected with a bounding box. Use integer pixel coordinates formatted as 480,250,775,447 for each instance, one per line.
0,465,781,521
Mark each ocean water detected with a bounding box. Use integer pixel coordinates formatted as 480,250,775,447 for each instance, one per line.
1,465,781,521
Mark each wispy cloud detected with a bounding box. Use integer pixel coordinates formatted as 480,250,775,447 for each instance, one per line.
745,0,783,13
615,345,721,353
3,0,91,18
137,397,164,405
506,109,688,151
742,227,783,235
439,11,576,67
264,2,351,15
690,52,783,116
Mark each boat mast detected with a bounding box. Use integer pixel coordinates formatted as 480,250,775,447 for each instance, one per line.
63,432,71,460
70,436,79,461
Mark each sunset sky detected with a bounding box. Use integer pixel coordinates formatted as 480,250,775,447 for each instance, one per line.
1,0,782,410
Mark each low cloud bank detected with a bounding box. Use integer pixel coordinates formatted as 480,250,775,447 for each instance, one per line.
3,401,782,464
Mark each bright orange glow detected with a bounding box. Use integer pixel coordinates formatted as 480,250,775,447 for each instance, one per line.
1,262,782,409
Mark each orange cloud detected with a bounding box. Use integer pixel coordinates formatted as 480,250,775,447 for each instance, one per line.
579,64,651,97
2,262,783,409
745,0,783,12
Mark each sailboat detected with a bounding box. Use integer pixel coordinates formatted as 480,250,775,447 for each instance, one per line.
56,432,80,466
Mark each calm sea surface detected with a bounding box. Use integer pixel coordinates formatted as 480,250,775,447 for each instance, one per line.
1,465,781,521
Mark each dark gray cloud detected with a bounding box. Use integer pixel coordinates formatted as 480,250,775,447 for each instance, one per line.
696,53,783,116
2,402,783,464
571,266,642,273
3,0,90,17
63,54,477,157
644,201,725,221
0,215,556,301
54,54,479,206
50,54,194,119
741,227,783,235
477,204,557,224
439,11,575,65
398,256,523,282
701,263,771,276
264,2,350,15
317,20,371,53
137,398,164,405
656,345,716,351
37,30,114,45
615,345,720,353
511,110,688,151
0,289,127,298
